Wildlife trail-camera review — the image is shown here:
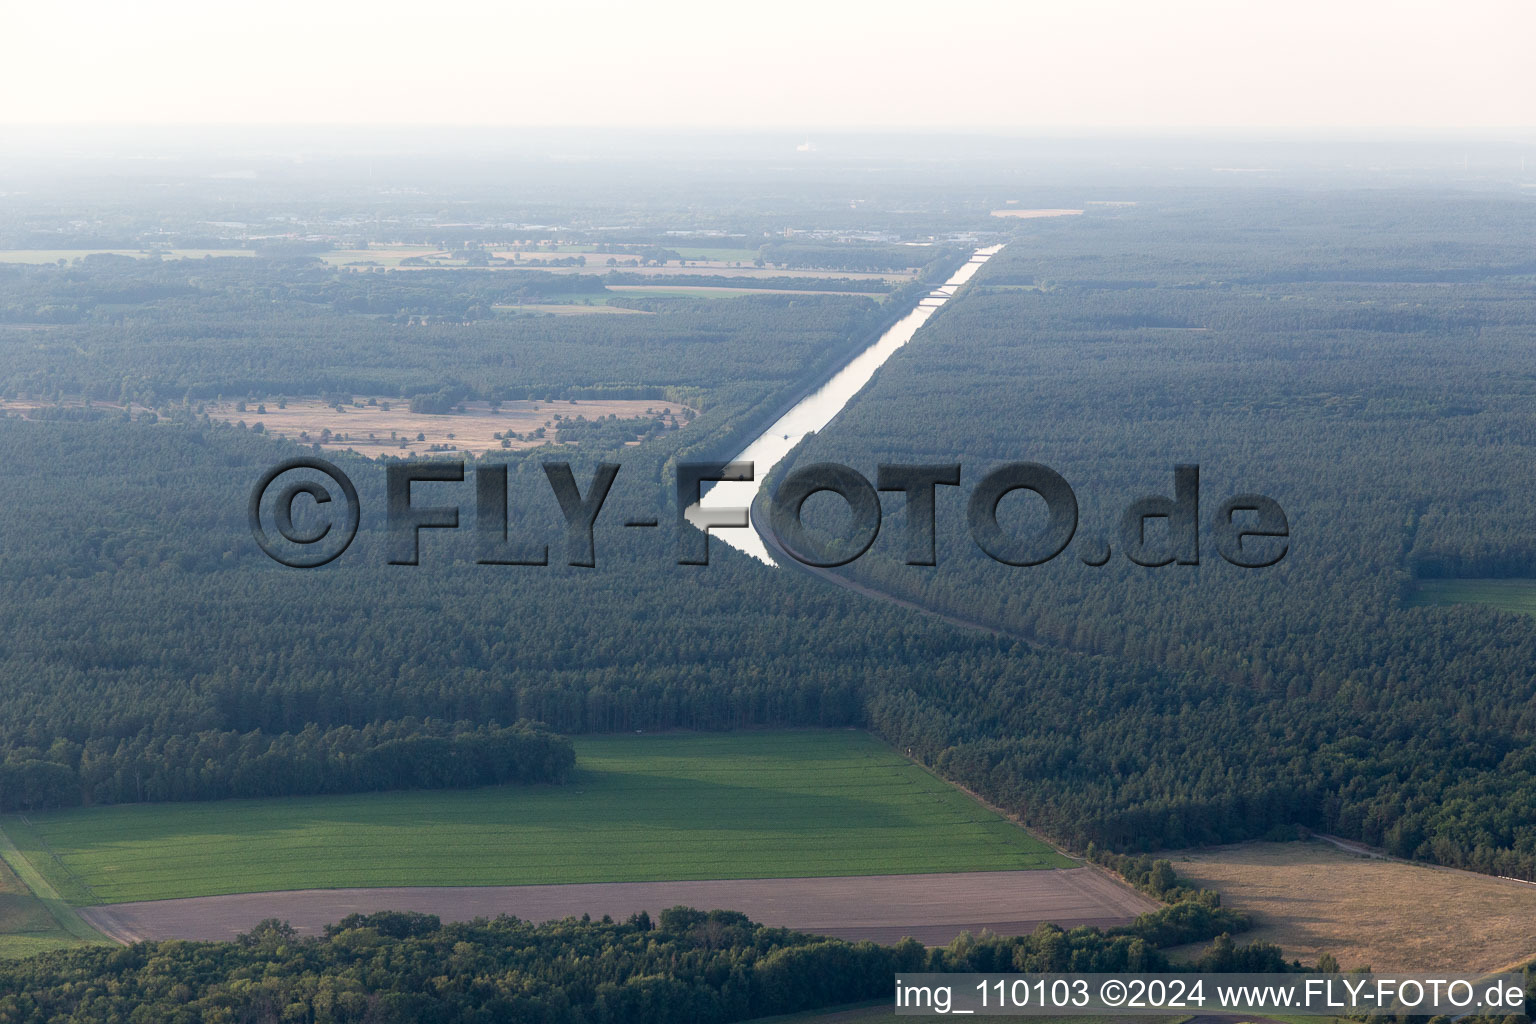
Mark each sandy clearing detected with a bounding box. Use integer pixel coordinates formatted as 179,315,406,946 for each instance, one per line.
203,397,691,458
0,397,693,459
1167,841,1536,973
80,868,1157,945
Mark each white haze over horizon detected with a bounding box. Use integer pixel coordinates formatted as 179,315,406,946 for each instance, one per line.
2,0,1531,132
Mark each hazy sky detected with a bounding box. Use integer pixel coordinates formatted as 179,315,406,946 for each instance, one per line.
4,0,1531,129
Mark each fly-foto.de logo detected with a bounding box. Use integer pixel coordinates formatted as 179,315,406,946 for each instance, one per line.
249,458,1288,570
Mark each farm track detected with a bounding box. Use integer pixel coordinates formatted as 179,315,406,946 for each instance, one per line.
81,867,1157,945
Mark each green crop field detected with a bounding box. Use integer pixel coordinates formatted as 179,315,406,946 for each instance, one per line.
3,731,1070,906
1406,578,1536,615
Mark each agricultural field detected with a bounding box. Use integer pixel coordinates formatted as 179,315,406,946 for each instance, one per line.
1406,578,1536,616
1167,841,1536,973
198,395,691,457
1,395,691,458
3,731,1072,906
82,868,1150,944
0,828,107,958
318,245,449,267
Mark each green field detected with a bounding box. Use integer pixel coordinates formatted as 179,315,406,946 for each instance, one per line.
1406,578,1536,615
0,826,108,957
5,731,1070,906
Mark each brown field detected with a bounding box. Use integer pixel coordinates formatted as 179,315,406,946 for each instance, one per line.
81,867,1158,945
990,208,1085,219
0,397,691,458
201,397,692,457
1167,841,1536,972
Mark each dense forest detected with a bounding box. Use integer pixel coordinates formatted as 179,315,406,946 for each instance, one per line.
783,192,1536,877
4,192,1536,882
2,188,1535,935
0,256,933,415
0,720,572,812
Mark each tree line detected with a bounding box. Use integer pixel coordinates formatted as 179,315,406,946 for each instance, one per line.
0,719,572,812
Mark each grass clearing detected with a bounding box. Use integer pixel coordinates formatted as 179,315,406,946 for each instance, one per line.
1167,841,1536,972
1406,578,1536,615
11,731,1072,906
0,823,109,957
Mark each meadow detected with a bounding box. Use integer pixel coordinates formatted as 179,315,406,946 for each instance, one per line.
4,731,1070,906
1406,578,1536,616
0,827,105,957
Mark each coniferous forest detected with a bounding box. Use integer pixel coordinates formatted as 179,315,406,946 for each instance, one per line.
2,160,1536,1016
4,191,1534,880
